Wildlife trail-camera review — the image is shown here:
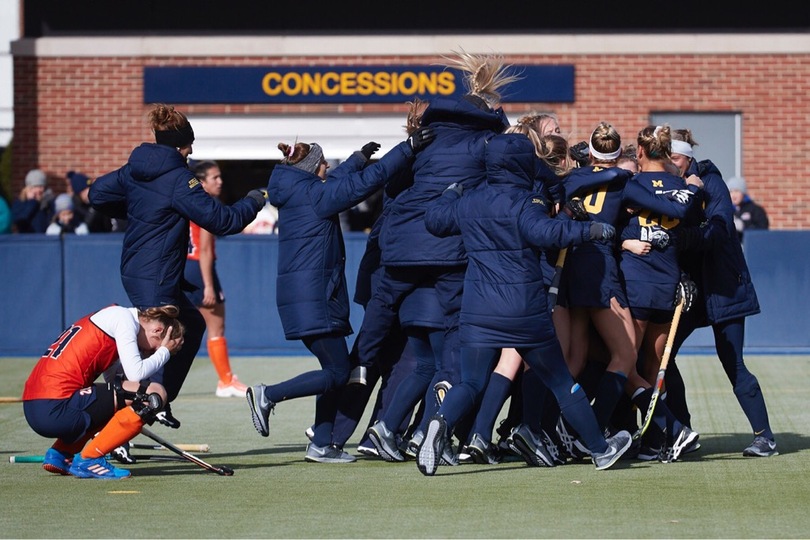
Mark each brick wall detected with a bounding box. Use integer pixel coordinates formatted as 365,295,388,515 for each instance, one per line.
12,53,810,229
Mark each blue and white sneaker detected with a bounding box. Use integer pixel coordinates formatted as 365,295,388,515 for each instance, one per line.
42,447,72,475
246,384,275,437
69,455,131,479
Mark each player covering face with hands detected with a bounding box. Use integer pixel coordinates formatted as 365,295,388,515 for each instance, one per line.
23,305,184,479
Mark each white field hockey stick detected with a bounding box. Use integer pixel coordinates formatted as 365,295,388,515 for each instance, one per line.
141,427,234,476
633,292,686,441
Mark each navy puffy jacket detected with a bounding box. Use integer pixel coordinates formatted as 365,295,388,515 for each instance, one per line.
89,143,262,308
677,159,760,324
268,142,413,340
425,133,594,347
380,96,508,267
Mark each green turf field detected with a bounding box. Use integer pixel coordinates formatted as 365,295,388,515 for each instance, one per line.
1,354,808,539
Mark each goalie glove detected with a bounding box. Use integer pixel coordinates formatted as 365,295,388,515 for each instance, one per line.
640,225,670,250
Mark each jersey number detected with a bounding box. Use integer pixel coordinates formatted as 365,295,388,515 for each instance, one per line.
44,325,81,359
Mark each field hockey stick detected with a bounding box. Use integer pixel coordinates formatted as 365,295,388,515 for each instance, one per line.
140,427,234,476
9,454,184,463
132,442,210,453
548,247,568,312
633,292,686,441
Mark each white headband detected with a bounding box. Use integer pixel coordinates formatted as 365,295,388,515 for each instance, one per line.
671,140,694,158
588,141,621,161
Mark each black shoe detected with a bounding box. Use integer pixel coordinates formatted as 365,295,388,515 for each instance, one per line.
467,433,501,465
155,404,181,429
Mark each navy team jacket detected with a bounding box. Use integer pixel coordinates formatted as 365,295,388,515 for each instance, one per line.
89,143,262,309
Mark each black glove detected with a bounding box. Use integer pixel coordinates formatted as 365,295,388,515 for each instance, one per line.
361,142,381,160
408,126,435,152
444,182,463,197
246,188,268,207
675,272,697,312
562,198,588,221
640,225,670,250
569,140,590,167
589,222,615,242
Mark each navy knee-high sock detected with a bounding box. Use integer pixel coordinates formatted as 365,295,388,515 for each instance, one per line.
592,371,627,431
470,372,512,441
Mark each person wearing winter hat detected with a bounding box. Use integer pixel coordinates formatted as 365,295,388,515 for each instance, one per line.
246,130,435,463
66,170,124,233
46,193,89,236
726,176,769,241
11,169,55,233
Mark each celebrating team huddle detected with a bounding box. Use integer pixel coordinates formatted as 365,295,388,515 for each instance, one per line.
22,51,776,480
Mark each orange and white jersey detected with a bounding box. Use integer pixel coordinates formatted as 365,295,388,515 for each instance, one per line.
187,221,216,261
23,305,170,400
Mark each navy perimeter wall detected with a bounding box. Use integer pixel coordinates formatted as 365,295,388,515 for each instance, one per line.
1,230,806,356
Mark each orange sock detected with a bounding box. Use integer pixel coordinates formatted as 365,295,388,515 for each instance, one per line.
208,336,233,384
81,407,144,459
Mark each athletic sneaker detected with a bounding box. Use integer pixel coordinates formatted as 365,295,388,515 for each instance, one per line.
348,366,367,386
305,426,315,441
661,426,699,463
457,445,473,464
591,430,632,471
467,433,501,465
404,430,423,459
42,447,72,475
743,436,778,457
367,420,405,462
556,417,591,460
417,414,447,476
433,380,452,407
304,443,357,463
636,444,663,461
511,424,556,467
216,375,248,398
69,455,131,479
246,384,275,437
155,403,181,429
356,443,379,457
540,429,566,466
111,442,137,465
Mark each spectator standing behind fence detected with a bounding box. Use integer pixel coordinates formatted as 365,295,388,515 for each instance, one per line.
725,176,769,242
185,160,248,398
12,169,54,233
46,193,89,236
89,103,266,429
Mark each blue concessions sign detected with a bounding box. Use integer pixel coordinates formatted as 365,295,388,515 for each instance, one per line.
143,65,574,104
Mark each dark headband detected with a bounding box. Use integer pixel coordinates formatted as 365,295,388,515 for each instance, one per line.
155,123,195,148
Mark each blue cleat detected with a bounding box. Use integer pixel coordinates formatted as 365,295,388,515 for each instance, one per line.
69,455,131,479
42,447,73,476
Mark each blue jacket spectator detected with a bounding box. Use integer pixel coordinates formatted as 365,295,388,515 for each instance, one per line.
11,169,54,233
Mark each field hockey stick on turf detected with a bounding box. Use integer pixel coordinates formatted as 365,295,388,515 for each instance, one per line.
140,427,234,476
633,292,686,441
548,247,568,312
132,441,210,453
